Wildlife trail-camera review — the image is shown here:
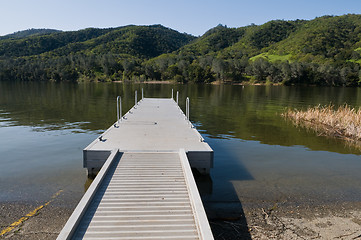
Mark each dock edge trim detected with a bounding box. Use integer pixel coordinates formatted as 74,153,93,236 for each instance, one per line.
179,148,214,240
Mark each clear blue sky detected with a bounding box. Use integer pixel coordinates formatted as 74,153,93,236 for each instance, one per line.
1,0,360,36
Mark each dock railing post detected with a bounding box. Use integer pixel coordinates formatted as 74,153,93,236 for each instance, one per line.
117,96,122,124
176,91,179,105
142,88,144,100
172,89,174,99
135,90,137,106
186,97,190,121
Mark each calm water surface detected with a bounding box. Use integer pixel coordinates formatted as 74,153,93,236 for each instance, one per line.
1,82,361,215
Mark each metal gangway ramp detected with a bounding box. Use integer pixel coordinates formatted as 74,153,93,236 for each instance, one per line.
57,93,214,240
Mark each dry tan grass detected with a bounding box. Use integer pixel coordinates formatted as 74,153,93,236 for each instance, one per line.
282,104,361,142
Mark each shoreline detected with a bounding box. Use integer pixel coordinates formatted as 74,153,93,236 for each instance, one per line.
245,201,361,239
210,201,361,239
80,78,285,86
112,80,175,84
1,198,361,239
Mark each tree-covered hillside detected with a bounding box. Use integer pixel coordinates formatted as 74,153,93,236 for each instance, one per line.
0,28,114,57
0,25,194,58
253,15,361,63
0,25,195,81
1,15,361,85
0,28,62,40
152,14,361,85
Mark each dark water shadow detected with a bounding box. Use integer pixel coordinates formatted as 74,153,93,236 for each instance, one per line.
194,138,253,240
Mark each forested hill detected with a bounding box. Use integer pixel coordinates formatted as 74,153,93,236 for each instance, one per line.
0,25,195,58
0,28,61,40
1,14,361,85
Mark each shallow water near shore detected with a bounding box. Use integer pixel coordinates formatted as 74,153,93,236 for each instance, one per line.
1,82,361,237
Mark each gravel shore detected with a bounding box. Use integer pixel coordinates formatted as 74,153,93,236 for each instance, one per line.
2,193,361,240
0,188,81,240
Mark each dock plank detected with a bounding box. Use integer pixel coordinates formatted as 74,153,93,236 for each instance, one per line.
73,152,202,239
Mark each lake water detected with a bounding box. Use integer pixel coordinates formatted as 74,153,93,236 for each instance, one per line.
1,82,361,218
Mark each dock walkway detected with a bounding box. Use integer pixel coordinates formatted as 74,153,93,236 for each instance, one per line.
57,96,214,240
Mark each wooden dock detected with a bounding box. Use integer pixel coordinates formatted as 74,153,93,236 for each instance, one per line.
57,96,214,240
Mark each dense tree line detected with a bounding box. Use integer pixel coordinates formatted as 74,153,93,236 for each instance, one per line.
1,52,360,86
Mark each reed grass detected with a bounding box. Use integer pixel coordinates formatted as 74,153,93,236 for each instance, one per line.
282,104,361,142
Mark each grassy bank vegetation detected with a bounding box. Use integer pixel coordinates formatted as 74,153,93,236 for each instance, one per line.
282,105,361,142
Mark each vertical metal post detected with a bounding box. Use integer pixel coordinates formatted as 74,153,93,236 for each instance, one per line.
142,88,144,100
176,91,179,105
186,97,190,121
172,89,174,99
117,96,119,123
117,96,122,124
119,97,122,122
135,90,137,105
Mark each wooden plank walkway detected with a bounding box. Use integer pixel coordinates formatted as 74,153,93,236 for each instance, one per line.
57,97,214,240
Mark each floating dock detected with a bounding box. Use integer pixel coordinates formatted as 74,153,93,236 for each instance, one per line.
57,96,214,239
84,98,213,175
